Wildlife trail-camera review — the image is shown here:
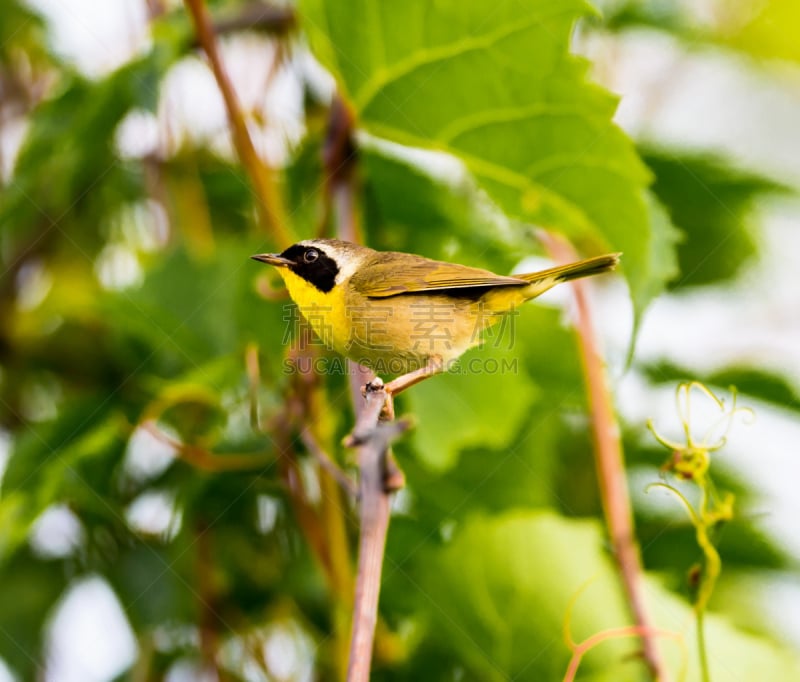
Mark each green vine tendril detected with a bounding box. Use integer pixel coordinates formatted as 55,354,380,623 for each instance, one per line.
646,381,752,682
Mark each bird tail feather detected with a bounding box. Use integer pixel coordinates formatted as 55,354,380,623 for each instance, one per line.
517,252,621,298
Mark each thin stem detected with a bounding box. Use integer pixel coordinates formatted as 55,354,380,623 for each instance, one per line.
301,428,358,499
195,4,296,42
697,610,710,682
694,482,720,682
541,231,669,681
325,95,360,243
184,0,294,248
141,420,271,472
563,626,684,682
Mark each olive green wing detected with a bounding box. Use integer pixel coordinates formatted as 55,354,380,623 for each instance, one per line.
350,252,528,298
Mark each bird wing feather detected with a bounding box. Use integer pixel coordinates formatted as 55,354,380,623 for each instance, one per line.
350,252,528,298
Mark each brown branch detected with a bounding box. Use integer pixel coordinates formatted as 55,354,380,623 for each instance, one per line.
540,232,670,681
344,388,410,682
323,94,360,242
191,3,297,44
301,428,358,499
184,0,294,248
141,420,271,472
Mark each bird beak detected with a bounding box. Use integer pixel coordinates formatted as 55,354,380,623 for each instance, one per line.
251,253,292,267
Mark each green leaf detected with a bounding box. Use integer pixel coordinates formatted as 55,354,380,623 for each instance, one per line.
401,303,587,475
416,511,641,680
708,367,800,412
722,0,800,64
0,35,183,257
647,575,800,681
0,550,69,679
410,510,800,680
643,150,785,288
605,0,800,65
106,541,195,630
631,193,681,338
411,351,535,469
641,361,800,414
404,334,538,472
0,404,127,564
105,237,289,374
362,146,525,275
303,0,675,323
0,1,50,66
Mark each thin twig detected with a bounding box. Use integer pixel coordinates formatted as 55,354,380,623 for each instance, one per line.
301,427,358,499
540,231,669,681
184,0,294,248
191,3,296,44
323,95,359,241
563,626,685,682
141,420,272,472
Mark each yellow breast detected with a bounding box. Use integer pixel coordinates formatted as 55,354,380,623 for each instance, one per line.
278,268,351,354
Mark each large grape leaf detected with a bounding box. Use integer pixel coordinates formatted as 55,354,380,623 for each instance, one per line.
361,146,526,275
302,0,677,321
401,304,584,472
410,511,800,680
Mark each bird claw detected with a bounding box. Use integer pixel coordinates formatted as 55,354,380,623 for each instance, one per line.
362,376,385,396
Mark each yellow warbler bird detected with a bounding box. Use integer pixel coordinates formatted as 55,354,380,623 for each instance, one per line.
252,239,619,396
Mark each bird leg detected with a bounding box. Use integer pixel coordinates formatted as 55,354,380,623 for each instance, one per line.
384,355,445,396
360,357,443,490
364,356,445,421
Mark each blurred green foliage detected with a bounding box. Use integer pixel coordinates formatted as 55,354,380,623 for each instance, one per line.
1,1,799,681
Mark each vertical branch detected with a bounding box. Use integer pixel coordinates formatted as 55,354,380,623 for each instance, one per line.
184,0,294,248
348,392,391,682
324,96,360,241
343,390,410,682
541,232,669,681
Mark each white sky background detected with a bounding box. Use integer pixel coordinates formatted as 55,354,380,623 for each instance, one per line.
3,0,800,679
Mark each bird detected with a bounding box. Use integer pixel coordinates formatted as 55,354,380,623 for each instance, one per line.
252,239,619,398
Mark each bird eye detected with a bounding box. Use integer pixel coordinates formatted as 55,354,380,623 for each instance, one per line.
303,249,319,264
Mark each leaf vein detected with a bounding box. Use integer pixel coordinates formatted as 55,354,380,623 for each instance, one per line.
353,7,577,112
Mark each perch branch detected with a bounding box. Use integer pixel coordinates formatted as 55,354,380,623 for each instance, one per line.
344,387,410,682
184,0,294,248
541,231,669,681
